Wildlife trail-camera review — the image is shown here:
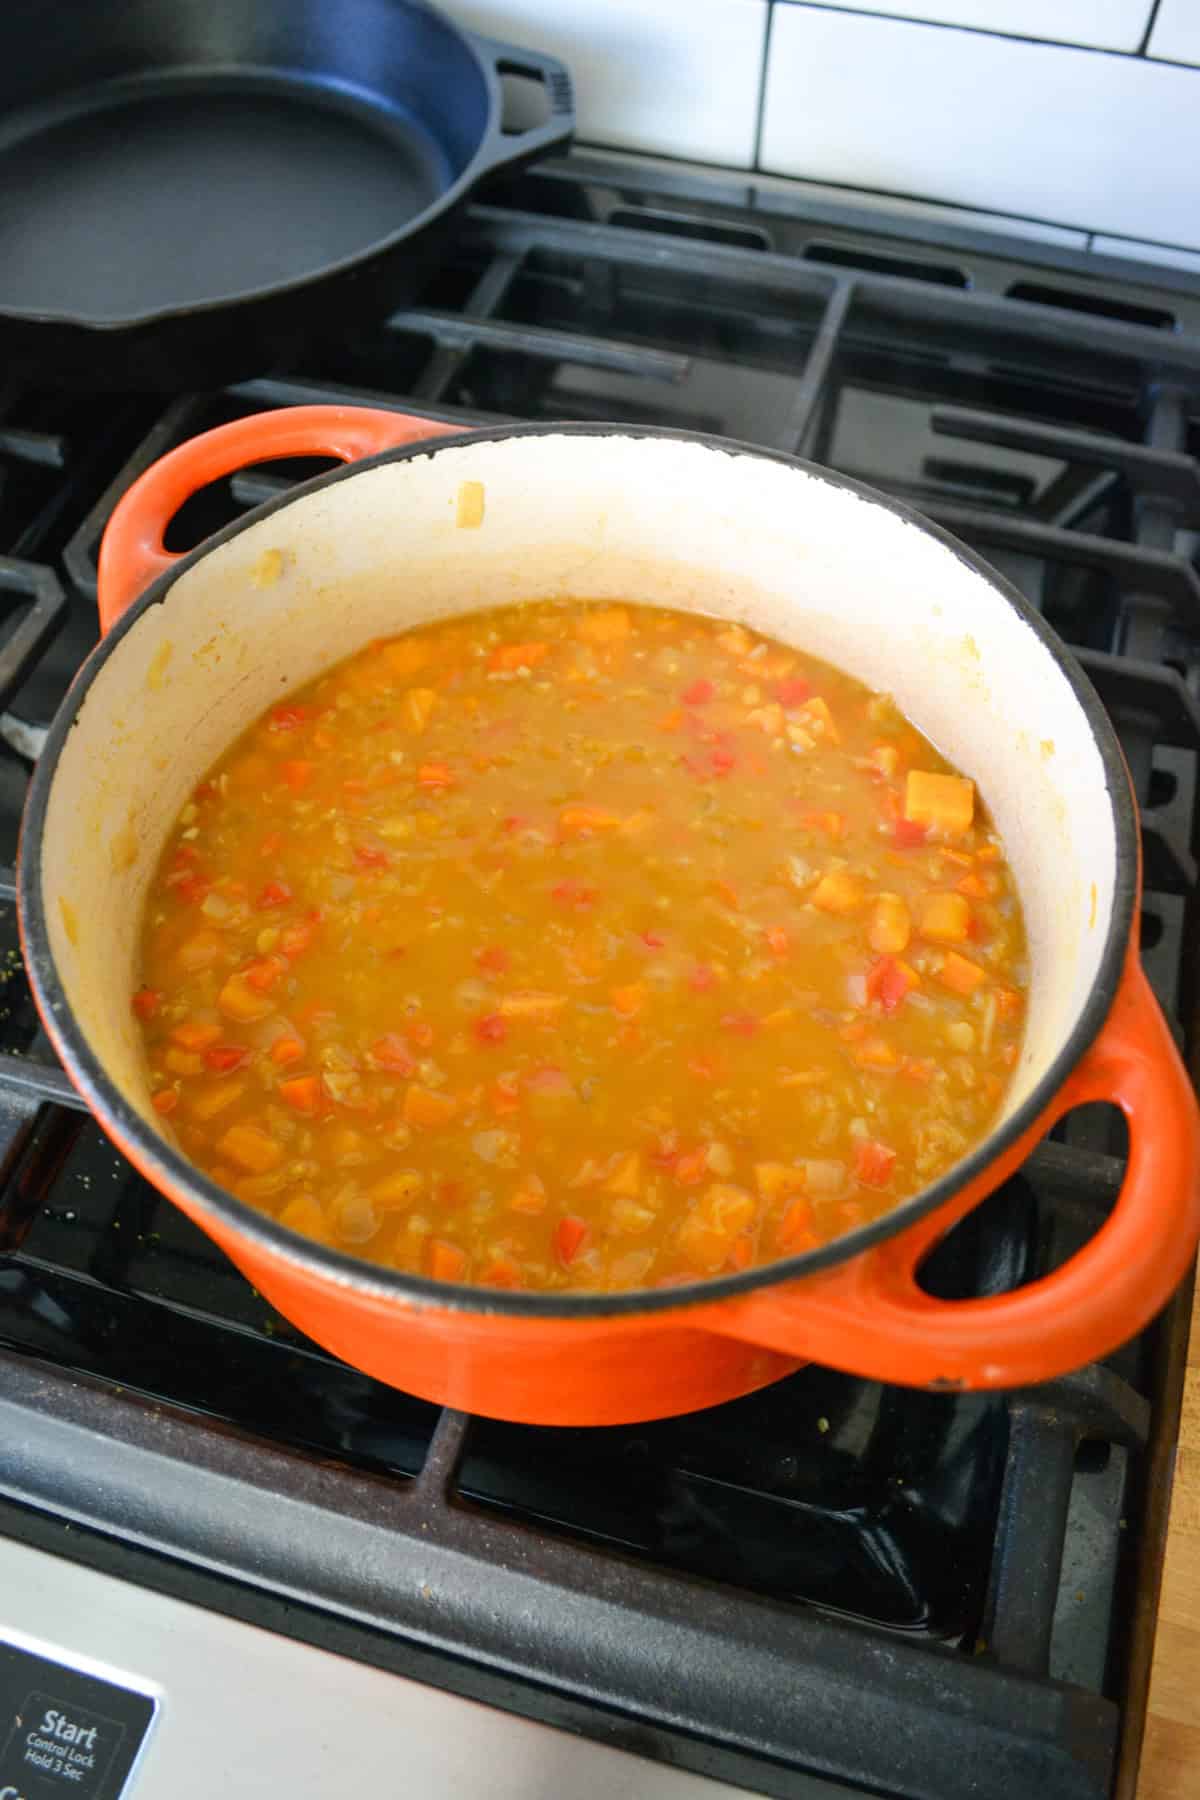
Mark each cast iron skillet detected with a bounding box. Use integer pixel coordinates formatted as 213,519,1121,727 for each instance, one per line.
0,0,573,388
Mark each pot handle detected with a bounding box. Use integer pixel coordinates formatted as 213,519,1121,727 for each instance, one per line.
97,405,465,634
712,947,1200,1389
470,38,575,178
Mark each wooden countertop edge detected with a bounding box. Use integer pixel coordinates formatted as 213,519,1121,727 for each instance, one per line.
1135,1270,1200,1800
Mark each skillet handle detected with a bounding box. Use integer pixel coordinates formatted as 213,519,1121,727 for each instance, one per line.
711,946,1200,1389
97,405,464,634
470,37,575,176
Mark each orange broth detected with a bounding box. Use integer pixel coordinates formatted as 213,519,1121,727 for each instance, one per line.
133,601,1027,1293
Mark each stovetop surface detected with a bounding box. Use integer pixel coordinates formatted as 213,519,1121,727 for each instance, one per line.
2,150,1200,1800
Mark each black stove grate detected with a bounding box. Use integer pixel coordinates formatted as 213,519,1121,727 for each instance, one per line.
2,152,1199,1800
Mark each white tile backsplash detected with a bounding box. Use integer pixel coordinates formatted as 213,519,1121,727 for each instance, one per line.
772,1,1151,54
443,0,769,167
760,6,1200,249
1147,0,1200,67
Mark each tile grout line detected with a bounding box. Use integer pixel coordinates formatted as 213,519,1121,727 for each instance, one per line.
768,1,1162,60
752,1,777,172
1139,0,1164,57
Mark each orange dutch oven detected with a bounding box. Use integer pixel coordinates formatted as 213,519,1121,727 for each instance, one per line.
18,405,1200,1425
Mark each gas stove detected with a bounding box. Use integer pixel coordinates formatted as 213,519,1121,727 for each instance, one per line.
2,151,1199,1800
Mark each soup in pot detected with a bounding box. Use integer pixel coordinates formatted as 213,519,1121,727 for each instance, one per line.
132,600,1027,1292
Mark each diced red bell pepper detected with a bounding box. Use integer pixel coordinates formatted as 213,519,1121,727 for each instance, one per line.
555,1216,590,1266
854,1139,897,1188
256,881,293,909
865,955,918,1014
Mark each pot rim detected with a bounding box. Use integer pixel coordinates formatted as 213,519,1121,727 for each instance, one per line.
19,420,1139,1321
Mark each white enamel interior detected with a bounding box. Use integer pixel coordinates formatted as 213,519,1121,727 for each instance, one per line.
38,431,1119,1151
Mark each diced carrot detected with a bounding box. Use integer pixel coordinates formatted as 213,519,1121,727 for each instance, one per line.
409,1021,435,1049
489,641,549,673
555,1215,591,1266
380,638,430,678
938,951,986,996
401,687,438,732
188,1079,246,1122
243,956,287,993
498,991,566,1022
727,1235,755,1271
172,1019,222,1051
279,1196,331,1245
904,770,975,835
607,1153,642,1198
403,1084,458,1129
854,1139,897,1188
558,804,621,837
868,893,911,955
918,892,971,943
682,678,714,705
270,1037,306,1067
369,1170,424,1210
811,869,864,913
476,945,510,974
429,1239,468,1282
955,871,992,899
576,606,631,644
854,1036,900,1070
279,1075,323,1114
865,956,919,1014
656,708,685,733
639,928,666,951
480,1258,524,1290
678,1184,756,1272
995,986,1024,1020
475,1013,507,1045
217,1123,284,1175
802,811,845,840
282,760,313,793
269,705,308,733
132,986,161,1021
204,1044,250,1073
152,1089,178,1115
417,762,455,790
900,1056,935,1084
777,1194,816,1252
610,984,645,1017
257,881,292,910
218,975,274,1022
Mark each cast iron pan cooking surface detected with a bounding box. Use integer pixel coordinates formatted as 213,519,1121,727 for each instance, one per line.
0,0,573,388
